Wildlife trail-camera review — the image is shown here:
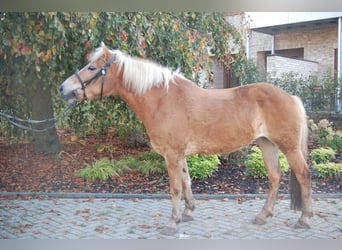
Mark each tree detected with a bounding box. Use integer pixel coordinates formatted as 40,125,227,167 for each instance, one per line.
0,12,246,151
0,12,68,153
0,12,96,152
62,12,247,135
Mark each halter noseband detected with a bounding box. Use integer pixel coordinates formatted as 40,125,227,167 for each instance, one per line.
74,56,116,101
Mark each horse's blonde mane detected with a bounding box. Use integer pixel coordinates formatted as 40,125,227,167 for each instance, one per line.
90,45,179,95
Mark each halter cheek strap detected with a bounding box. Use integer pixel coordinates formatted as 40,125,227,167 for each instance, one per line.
75,73,88,100
74,55,116,101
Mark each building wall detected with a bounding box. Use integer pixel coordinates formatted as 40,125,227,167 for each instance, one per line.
250,31,273,58
266,54,318,79
275,27,338,72
251,26,338,75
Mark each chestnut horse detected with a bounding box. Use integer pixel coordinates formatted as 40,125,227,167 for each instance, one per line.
59,42,313,235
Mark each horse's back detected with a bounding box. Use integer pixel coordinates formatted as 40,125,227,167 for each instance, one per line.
237,82,303,117
242,82,307,150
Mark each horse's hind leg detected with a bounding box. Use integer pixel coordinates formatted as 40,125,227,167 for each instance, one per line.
181,158,195,222
285,150,313,228
253,137,282,225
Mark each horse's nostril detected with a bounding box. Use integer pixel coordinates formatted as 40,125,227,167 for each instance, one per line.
59,86,63,93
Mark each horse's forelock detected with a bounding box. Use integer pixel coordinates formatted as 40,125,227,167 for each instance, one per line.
88,45,106,62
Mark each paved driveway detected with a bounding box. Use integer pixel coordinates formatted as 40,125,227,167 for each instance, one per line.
1,196,341,239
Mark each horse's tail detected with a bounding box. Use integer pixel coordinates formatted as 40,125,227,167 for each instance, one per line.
290,96,309,211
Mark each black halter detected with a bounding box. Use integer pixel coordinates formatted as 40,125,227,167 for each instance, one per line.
74,56,116,101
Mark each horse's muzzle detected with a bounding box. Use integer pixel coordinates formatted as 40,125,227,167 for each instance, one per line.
59,85,79,104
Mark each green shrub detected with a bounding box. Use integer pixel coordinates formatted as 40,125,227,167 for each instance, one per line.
268,69,339,112
113,156,141,170
187,154,220,180
309,119,342,152
310,147,336,164
137,150,166,175
107,150,166,176
116,125,148,148
137,160,167,176
76,157,132,181
310,147,342,179
245,146,289,178
90,151,220,179
312,162,342,178
134,152,221,179
138,150,164,161
326,134,342,153
219,146,251,165
113,151,221,179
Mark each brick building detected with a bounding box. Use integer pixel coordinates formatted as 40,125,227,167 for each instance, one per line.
247,13,341,79
225,12,342,111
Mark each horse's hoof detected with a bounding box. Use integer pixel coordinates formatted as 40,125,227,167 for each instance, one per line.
159,226,179,236
294,219,310,229
252,216,267,225
182,214,194,222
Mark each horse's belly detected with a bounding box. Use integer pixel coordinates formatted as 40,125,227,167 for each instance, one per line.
184,138,250,156
149,122,257,156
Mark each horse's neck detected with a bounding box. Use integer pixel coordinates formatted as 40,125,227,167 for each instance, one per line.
116,82,166,125
116,76,196,126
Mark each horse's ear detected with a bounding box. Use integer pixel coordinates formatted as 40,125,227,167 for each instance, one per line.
100,41,111,59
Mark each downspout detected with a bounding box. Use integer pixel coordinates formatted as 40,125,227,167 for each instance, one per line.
338,16,342,112
246,31,252,59
271,33,275,54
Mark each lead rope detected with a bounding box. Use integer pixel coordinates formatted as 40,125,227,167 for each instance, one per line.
0,101,78,133
1,56,117,133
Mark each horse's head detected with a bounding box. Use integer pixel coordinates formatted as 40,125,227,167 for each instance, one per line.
59,42,118,104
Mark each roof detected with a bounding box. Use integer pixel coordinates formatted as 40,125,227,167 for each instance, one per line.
252,17,340,35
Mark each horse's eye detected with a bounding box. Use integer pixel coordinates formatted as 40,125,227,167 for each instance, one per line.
88,66,97,71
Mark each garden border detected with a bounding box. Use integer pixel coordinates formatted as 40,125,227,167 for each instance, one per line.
0,192,341,199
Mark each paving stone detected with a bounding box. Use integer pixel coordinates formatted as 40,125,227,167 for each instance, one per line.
0,197,341,239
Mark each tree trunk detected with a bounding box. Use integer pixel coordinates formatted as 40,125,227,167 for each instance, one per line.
29,81,62,153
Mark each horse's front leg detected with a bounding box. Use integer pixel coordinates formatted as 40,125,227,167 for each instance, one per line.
159,154,183,236
181,158,195,222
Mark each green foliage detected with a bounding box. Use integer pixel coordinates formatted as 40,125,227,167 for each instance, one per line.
310,147,342,179
240,59,266,84
219,145,251,165
0,12,246,140
326,134,342,152
61,96,143,137
138,150,164,162
136,150,167,176
268,72,306,96
111,151,220,179
133,152,221,179
111,156,141,170
310,147,336,164
111,150,166,176
76,157,132,181
268,70,341,112
0,12,70,139
115,124,148,148
245,146,289,178
309,119,342,152
312,162,342,178
187,154,220,180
